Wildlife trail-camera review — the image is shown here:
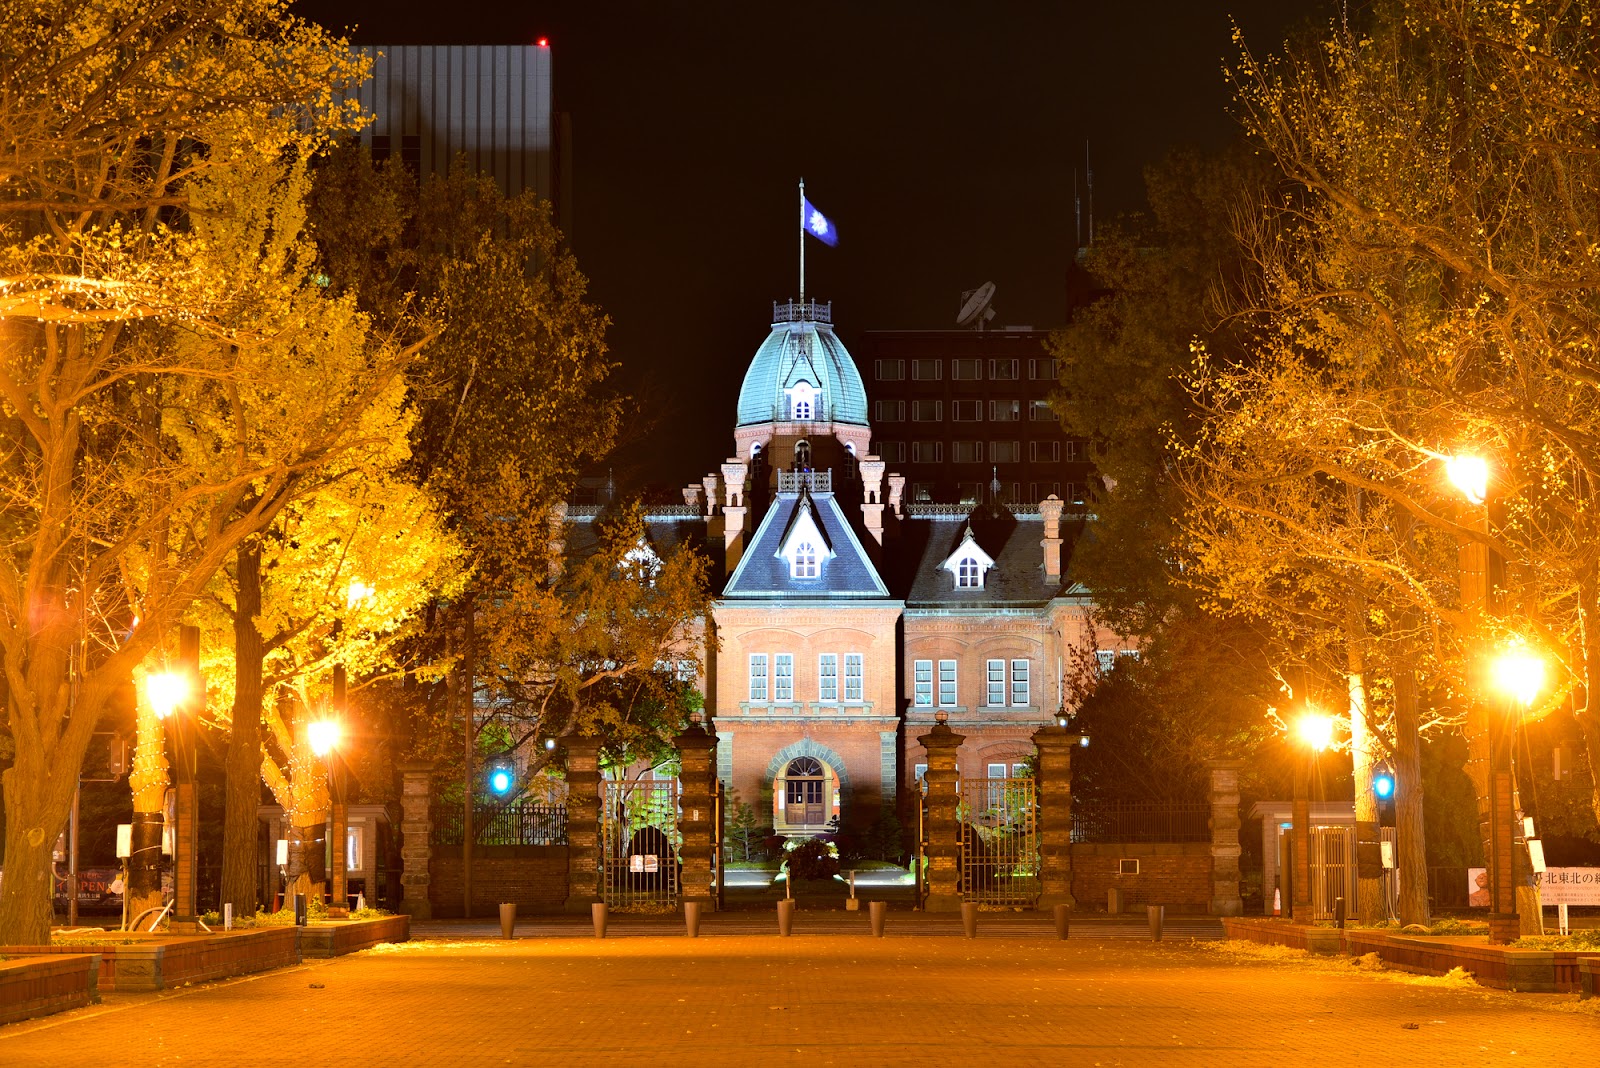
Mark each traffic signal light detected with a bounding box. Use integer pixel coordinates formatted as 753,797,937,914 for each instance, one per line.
488,761,514,797
1372,768,1395,826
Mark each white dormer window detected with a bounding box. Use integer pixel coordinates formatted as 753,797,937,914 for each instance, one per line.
940,527,996,590
777,496,835,579
788,381,816,421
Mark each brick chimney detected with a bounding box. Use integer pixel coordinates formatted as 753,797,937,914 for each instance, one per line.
721,457,749,572
1039,494,1065,580
859,454,886,544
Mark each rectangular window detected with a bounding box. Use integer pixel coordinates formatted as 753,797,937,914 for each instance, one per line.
914,763,928,783
989,400,1021,422
987,762,1008,779
938,660,958,707
875,359,904,381
911,359,942,381
990,441,1021,463
1030,440,1061,463
911,482,935,503
913,660,933,707
818,654,838,703
845,654,863,702
911,399,943,421
951,399,982,421
1029,358,1058,380
912,441,943,464
1000,481,1021,504
1011,659,1030,706
987,659,1006,707
952,440,982,463
873,399,905,422
346,824,364,873
989,358,1018,381
775,654,794,702
1064,439,1083,461
878,441,906,463
749,654,768,702
952,358,983,381
1066,481,1084,503
957,481,983,505
1030,400,1058,421
1096,650,1117,674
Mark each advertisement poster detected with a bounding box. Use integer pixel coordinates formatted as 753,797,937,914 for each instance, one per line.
1468,866,1600,906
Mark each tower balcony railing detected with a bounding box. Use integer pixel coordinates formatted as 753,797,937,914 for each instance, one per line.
778,469,832,494
772,299,832,325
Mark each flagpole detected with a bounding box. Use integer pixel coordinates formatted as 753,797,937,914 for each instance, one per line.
798,177,806,312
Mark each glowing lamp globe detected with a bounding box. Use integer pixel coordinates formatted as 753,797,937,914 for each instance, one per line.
1446,455,1489,506
490,768,513,795
1493,648,1545,708
146,672,189,720
1297,712,1335,752
308,719,342,757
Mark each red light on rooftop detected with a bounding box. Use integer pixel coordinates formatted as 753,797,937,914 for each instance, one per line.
536,37,549,47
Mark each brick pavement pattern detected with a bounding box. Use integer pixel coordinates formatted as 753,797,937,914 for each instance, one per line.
2,915,1595,1066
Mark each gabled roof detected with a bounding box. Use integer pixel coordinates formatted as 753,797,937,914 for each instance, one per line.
722,490,889,599
889,509,1084,608
776,488,836,564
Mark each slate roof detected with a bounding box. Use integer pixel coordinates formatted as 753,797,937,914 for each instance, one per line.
562,510,723,587
721,490,889,599
888,510,1087,608
735,320,870,428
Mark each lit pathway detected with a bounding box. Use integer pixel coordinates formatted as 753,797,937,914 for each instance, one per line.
1,918,1595,1065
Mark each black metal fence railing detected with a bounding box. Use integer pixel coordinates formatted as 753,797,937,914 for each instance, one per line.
433,803,568,847
1071,802,1211,844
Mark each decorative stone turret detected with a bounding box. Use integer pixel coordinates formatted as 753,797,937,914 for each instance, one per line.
701,472,720,517
675,719,719,912
1207,758,1246,916
721,458,748,572
1039,494,1065,580
397,761,435,919
859,454,886,544
1031,725,1077,909
887,473,906,519
682,484,702,510
918,720,965,912
562,736,602,913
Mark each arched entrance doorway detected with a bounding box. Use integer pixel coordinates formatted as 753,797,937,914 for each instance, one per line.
774,756,841,833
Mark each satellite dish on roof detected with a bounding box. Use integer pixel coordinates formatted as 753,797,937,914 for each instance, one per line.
957,282,997,330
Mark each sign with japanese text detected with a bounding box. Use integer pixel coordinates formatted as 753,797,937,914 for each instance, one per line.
1468,866,1600,906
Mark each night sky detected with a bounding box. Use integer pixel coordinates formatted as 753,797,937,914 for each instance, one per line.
293,0,1333,483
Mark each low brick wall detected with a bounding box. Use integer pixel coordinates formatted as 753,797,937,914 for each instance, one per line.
299,915,411,958
1071,842,1211,912
430,845,570,918
1581,956,1598,1000
24,926,300,993
1223,917,1600,993
0,955,99,1026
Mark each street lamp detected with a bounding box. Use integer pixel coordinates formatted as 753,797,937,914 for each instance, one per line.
1287,707,1333,923
147,625,202,931
1492,647,1544,710
309,715,350,919
1445,454,1489,506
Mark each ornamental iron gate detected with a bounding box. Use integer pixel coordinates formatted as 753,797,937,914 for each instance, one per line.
1310,824,1358,921
601,779,681,910
957,776,1040,906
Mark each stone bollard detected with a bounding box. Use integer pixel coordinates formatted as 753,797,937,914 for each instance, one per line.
1147,905,1164,942
777,899,795,937
1053,903,1070,940
499,902,517,940
684,901,701,938
869,900,887,938
960,902,978,939
592,902,608,939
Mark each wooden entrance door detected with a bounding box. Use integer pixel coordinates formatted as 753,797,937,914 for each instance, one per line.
784,757,827,826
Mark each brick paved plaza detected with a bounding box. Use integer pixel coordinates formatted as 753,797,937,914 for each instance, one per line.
2,916,1596,1066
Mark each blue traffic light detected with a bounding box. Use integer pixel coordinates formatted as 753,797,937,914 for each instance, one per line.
489,767,513,795
1373,773,1395,799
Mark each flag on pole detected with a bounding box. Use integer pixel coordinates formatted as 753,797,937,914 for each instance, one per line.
801,196,838,246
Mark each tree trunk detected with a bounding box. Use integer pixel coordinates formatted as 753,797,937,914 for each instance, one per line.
126,672,169,926
0,766,66,945
1345,603,1384,925
1393,663,1429,926
220,539,264,918
1576,567,1600,829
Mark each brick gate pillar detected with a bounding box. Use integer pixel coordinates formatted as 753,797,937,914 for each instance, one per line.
397,761,435,919
1031,725,1077,910
563,735,603,913
1207,758,1246,916
918,719,965,913
676,718,719,912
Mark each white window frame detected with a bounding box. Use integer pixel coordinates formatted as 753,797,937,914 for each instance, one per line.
749,654,769,702
912,441,943,464
987,659,1006,707
911,359,942,381
953,440,983,464
912,399,944,422
914,763,928,782
791,541,819,579
874,399,905,422
952,358,983,380
938,660,958,707
1010,659,1030,706
879,441,906,463
989,400,1021,422
989,440,1021,464
913,660,933,707
989,358,1018,381
774,654,794,702
818,653,839,703
1030,440,1061,463
958,557,982,588
875,359,905,381
844,653,863,703
1029,357,1058,380
951,399,983,421
987,762,1008,779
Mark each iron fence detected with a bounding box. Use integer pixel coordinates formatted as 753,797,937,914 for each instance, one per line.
432,803,568,847
958,777,1040,906
1071,802,1210,843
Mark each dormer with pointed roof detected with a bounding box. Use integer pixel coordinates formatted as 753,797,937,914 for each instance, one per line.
939,525,996,589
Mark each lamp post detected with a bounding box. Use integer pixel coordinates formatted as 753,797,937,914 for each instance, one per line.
148,624,202,932
308,712,348,919
1489,644,1544,943
1289,710,1333,922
